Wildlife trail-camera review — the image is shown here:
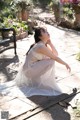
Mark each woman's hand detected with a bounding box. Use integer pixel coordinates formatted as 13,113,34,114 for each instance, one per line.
46,39,51,45
65,63,71,72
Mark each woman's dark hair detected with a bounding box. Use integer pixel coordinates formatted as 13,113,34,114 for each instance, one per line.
34,27,43,43
26,27,45,55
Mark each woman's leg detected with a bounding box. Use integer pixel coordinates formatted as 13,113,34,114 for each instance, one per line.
24,59,55,78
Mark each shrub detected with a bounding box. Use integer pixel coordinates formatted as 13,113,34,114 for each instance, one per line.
0,18,28,35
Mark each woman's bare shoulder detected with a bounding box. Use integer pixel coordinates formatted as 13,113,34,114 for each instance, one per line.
34,42,46,53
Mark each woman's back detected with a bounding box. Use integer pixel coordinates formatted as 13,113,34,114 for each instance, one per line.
25,41,49,67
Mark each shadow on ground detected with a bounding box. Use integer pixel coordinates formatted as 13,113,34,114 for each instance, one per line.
23,90,77,120
0,55,19,82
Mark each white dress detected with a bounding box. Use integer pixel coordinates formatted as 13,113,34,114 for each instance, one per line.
0,41,62,97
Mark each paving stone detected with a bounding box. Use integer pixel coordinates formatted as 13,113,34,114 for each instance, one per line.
0,98,33,119
0,20,80,120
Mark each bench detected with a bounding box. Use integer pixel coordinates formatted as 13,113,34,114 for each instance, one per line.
0,28,17,55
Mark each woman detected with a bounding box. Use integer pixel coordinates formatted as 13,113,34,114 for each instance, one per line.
15,27,71,97
0,27,71,97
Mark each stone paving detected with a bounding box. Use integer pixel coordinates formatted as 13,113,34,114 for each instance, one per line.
0,24,80,120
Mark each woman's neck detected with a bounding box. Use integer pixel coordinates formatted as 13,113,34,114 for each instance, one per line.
41,39,47,44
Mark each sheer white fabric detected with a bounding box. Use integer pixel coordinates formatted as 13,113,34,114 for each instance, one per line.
0,41,62,97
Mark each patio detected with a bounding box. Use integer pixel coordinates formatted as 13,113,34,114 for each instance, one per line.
0,24,80,120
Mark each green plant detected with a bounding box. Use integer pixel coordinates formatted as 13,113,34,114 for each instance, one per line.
21,21,28,30
73,102,80,119
12,21,28,34
49,0,59,7
76,52,80,61
72,3,80,14
0,18,28,34
63,4,74,19
76,43,80,61
11,0,31,21
0,0,16,19
12,0,31,12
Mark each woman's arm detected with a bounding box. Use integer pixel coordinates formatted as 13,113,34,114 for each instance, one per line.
36,44,71,72
46,39,58,56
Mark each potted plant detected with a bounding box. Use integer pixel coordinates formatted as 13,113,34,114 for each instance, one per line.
0,17,28,40
49,0,60,23
72,2,80,27
12,20,28,40
12,0,31,21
